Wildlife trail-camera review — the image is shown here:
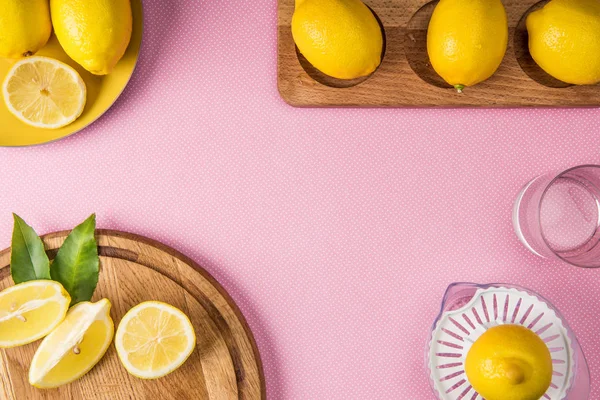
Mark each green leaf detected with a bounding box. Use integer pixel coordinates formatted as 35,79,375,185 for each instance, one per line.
50,214,99,306
10,214,51,284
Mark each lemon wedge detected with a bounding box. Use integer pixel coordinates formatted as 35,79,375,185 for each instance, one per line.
2,56,86,129
29,298,114,388
0,280,70,348
115,301,196,379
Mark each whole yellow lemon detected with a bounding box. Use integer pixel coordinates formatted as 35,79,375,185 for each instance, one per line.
292,0,383,80
0,0,51,59
50,0,132,75
465,325,552,400
427,0,508,91
527,0,600,85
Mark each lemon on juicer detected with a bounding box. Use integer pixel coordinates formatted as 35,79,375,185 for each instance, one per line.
50,0,133,75
527,0,600,85
292,0,383,80
465,325,552,400
427,0,508,92
0,0,52,59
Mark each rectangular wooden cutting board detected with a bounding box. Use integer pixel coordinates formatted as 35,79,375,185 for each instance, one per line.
277,0,600,107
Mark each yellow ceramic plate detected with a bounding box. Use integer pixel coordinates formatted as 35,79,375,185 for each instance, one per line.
0,0,143,147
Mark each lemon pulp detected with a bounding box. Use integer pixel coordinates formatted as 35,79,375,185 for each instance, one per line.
115,301,196,379
29,299,114,388
2,56,87,129
0,280,70,348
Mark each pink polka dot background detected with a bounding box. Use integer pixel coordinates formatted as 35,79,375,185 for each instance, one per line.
1,0,600,398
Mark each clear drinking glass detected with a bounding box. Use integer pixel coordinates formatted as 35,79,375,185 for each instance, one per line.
513,165,600,267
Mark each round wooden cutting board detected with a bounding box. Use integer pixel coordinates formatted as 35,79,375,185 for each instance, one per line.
0,230,265,400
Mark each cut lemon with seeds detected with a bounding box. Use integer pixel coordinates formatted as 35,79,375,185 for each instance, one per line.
29,298,114,388
2,56,86,129
115,301,196,379
0,280,70,348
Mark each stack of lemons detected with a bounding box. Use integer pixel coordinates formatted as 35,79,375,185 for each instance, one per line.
0,281,196,388
1,0,132,129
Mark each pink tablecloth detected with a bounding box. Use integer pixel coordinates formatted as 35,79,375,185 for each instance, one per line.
1,1,600,398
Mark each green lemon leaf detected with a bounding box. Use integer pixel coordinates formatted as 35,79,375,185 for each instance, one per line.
10,214,51,284
50,214,99,306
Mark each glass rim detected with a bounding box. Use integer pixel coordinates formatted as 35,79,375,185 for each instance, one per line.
537,164,600,268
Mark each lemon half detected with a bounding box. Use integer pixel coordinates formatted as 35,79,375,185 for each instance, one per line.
2,56,86,129
115,301,196,379
29,299,114,388
0,280,70,348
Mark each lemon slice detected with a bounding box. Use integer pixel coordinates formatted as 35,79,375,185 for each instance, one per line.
29,298,114,388
115,301,196,379
2,56,86,129
0,280,70,348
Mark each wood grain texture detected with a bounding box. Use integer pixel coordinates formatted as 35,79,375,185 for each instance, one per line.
278,0,600,107
0,230,265,400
